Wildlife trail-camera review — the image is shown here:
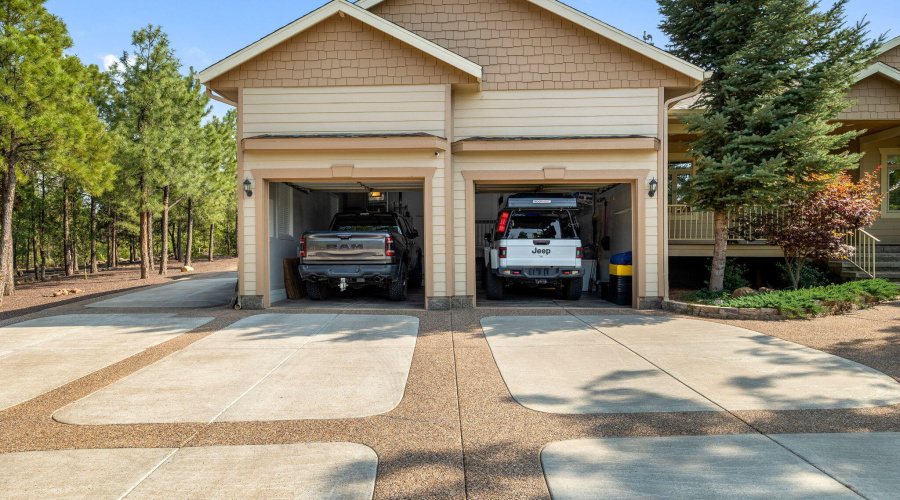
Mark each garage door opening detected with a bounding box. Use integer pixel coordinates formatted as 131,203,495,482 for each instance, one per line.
268,180,426,310
474,182,633,308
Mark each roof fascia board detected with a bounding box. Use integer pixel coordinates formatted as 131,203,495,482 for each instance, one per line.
878,35,900,56
357,0,707,81
200,0,481,84
856,62,900,86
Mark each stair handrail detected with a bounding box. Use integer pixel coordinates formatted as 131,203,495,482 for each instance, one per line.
844,228,880,279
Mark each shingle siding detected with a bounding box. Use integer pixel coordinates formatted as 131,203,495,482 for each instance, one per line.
370,0,698,90
839,74,900,121
209,14,474,89
876,45,900,70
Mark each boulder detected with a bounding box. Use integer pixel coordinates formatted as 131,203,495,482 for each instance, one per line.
730,287,757,299
180,266,194,273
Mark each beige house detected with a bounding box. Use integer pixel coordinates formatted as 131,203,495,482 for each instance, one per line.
666,35,900,284
198,0,898,309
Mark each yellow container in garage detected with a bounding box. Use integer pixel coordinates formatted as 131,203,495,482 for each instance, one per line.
609,264,633,277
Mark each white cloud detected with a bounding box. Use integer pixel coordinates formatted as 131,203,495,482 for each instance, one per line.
102,54,119,71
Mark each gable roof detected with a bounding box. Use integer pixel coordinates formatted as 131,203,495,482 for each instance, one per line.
356,0,709,82
878,35,900,57
198,0,482,85
856,61,900,86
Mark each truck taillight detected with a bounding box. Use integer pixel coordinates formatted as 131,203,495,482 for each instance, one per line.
300,238,306,258
497,211,510,233
385,237,395,257
576,247,583,259
499,247,507,258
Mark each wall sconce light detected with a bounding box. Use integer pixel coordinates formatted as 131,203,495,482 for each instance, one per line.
648,177,658,198
243,178,253,198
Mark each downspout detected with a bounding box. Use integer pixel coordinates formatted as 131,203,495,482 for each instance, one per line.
661,86,702,301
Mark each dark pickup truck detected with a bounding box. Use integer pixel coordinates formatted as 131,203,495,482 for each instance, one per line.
299,212,423,301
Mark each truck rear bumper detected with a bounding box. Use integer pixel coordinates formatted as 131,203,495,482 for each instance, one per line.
494,267,584,279
300,264,400,281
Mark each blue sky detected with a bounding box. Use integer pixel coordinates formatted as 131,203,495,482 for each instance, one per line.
47,0,897,118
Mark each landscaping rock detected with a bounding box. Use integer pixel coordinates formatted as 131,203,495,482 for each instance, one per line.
731,287,757,298
180,266,194,273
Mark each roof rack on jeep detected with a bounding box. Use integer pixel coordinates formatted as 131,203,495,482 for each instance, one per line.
505,193,578,209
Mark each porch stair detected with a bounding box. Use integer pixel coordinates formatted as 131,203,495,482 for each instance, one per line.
830,245,900,283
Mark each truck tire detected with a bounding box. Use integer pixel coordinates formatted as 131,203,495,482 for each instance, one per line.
486,271,505,300
388,266,408,301
306,281,330,301
409,255,424,289
561,277,584,301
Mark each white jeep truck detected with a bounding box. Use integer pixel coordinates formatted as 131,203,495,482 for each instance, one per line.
482,194,584,300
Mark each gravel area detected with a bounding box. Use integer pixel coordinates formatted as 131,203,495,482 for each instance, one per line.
0,292,897,499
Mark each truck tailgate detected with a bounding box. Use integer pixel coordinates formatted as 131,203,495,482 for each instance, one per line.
304,232,390,264
501,239,580,267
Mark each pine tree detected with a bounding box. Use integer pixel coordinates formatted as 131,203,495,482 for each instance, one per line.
0,0,112,297
658,0,882,291
110,26,186,279
158,71,209,276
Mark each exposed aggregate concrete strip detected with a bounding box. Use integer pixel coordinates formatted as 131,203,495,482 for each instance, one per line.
0,292,897,499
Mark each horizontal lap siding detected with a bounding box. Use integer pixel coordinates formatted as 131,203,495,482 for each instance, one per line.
242,85,446,138
454,89,660,139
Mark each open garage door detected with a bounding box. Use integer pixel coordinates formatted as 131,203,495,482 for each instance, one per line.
267,179,426,310
473,182,633,308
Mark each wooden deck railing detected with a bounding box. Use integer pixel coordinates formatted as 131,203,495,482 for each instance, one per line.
668,205,779,242
843,228,880,278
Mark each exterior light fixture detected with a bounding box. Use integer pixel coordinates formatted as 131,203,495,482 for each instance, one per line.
648,177,658,198
243,178,253,198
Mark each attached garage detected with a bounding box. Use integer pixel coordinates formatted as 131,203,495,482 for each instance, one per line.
197,0,709,310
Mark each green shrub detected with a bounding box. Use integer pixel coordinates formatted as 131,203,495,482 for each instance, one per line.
681,289,730,302
775,262,833,289
719,279,899,318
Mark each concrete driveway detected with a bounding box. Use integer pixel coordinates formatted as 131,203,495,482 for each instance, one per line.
3,301,900,499
0,314,211,411
0,443,377,500
542,432,900,499
55,314,419,424
481,315,900,413
86,273,237,308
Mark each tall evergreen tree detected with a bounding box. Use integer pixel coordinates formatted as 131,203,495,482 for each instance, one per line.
158,71,208,275
658,0,882,291
110,26,186,279
0,0,112,297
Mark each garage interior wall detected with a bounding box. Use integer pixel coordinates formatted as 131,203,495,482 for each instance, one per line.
596,184,632,283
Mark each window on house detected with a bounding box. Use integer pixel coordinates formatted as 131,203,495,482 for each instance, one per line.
275,183,293,239
668,162,693,205
888,154,900,213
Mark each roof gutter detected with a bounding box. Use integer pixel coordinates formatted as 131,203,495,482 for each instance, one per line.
206,87,237,107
